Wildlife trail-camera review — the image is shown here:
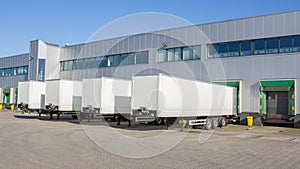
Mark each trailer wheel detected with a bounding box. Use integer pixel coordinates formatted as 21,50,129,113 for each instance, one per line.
211,118,218,129
219,117,227,127
155,118,163,125
203,118,212,130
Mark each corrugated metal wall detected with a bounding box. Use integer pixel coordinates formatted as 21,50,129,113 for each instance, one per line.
0,53,29,88
59,10,300,114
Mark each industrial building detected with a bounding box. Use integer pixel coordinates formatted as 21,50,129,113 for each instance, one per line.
0,10,300,127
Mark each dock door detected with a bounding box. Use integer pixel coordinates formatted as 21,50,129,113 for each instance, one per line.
259,80,295,123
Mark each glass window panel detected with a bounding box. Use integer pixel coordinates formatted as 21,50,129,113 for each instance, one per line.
95,57,101,67
183,47,193,60
38,59,45,81
0,69,4,76
85,58,95,69
254,39,266,55
62,61,66,71
108,55,113,67
96,57,107,67
217,43,228,57
120,54,128,65
5,68,11,76
240,41,251,56
11,68,17,76
158,49,167,62
24,66,28,74
167,48,175,61
266,38,279,54
68,61,74,70
75,59,84,69
17,67,23,74
228,42,240,56
207,44,217,58
279,36,293,53
174,48,182,61
135,51,148,64
101,57,107,67
127,53,134,65
113,55,120,66
294,36,300,52
192,46,201,59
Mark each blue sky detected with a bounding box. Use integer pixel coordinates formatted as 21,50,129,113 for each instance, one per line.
0,0,299,57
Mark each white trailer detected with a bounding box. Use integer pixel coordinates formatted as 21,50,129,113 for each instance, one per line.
81,77,131,123
17,81,46,113
131,74,237,129
45,80,82,119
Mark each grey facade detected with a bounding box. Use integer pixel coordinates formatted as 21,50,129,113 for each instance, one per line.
1,10,300,123
0,53,29,88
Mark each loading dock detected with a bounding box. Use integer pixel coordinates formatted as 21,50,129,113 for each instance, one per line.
259,80,295,125
2,87,16,109
213,81,242,115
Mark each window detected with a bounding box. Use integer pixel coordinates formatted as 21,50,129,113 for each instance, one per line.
67,61,74,71
17,67,24,74
158,49,167,62
174,48,182,61
119,53,134,66
62,61,67,71
240,41,251,56
75,59,84,69
38,59,45,81
228,42,240,57
217,43,228,57
108,55,113,67
127,53,134,65
120,54,128,65
113,55,120,66
24,66,28,74
12,67,17,76
107,55,120,67
294,36,300,52
254,39,266,55
0,69,4,76
62,60,73,71
167,48,175,61
279,36,293,53
207,35,300,59
85,58,95,69
183,47,193,60
96,57,107,67
135,51,148,64
5,68,11,76
192,46,201,59
207,44,217,58
266,38,279,54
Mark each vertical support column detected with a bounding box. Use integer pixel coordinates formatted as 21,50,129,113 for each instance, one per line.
289,87,295,116
259,91,266,115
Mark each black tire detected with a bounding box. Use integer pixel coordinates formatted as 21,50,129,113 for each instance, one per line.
219,117,227,127
204,118,212,130
211,118,218,129
155,118,163,125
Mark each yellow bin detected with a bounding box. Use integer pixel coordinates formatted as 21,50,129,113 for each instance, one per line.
10,105,14,111
247,116,253,127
